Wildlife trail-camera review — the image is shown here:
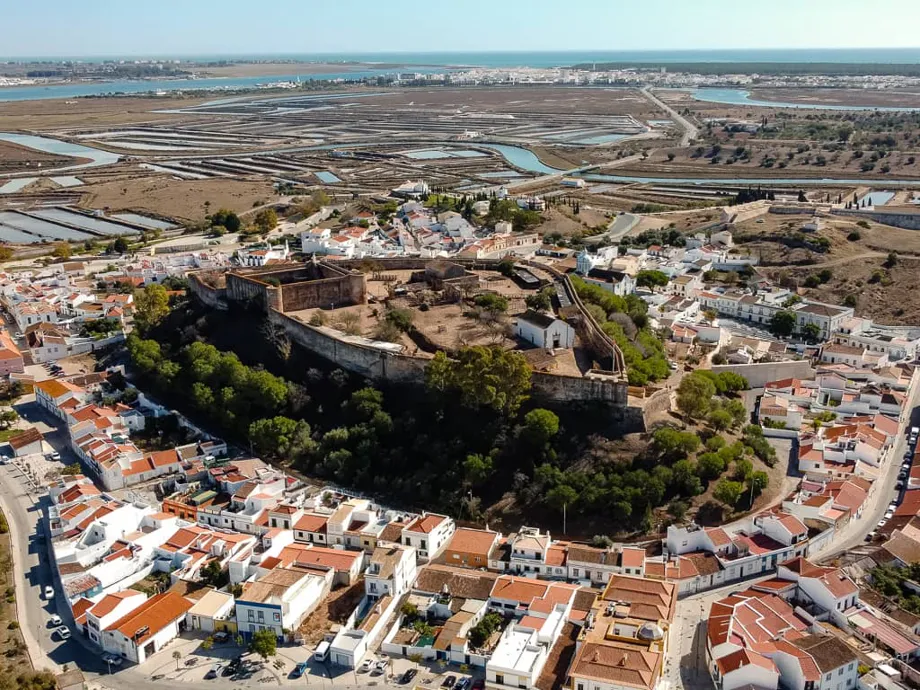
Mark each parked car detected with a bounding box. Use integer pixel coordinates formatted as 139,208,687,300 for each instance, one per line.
55,626,70,640
472,679,485,690
205,663,223,680
865,531,877,542
102,653,122,667
359,659,373,674
885,510,895,520
291,661,309,679
442,675,457,688
48,451,60,461
455,678,471,690
399,669,418,685
43,585,54,600
48,614,62,627
213,631,229,643
878,519,888,528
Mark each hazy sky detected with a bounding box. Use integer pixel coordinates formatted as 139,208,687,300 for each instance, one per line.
5,0,920,58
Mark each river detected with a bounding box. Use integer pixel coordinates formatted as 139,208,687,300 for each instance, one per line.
0,69,445,103
691,87,920,112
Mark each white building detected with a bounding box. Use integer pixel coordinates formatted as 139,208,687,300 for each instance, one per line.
401,512,455,560
98,591,193,664
513,310,576,349
236,566,330,641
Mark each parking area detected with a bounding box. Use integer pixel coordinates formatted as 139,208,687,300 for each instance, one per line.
133,634,485,688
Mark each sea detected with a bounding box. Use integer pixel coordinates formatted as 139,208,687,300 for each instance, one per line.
2,48,920,102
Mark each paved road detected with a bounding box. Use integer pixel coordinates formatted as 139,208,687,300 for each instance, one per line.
583,212,639,246
641,87,699,147
821,377,920,560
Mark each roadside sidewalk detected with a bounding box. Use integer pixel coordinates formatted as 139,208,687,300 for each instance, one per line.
0,484,58,672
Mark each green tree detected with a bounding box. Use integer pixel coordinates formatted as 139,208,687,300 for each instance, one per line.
524,287,554,312
708,408,732,431
200,560,224,587
770,310,796,337
0,410,17,430
134,284,171,334
253,208,278,234
697,452,726,480
714,479,744,508
636,270,669,290
672,459,703,497
723,399,749,428
520,408,560,446
248,416,314,459
0,247,13,262
463,453,494,486
425,348,532,417
249,628,277,660
51,242,71,260
652,427,701,458
802,323,822,343
209,209,241,233
473,293,509,313
385,308,414,332
747,470,769,496
545,484,578,513
676,373,716,419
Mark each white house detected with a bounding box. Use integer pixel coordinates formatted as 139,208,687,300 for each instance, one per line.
365,543,417,600
236,566,331,641
513,310,575,350
187,589,236,633
99,591,192,664
401,512,455,560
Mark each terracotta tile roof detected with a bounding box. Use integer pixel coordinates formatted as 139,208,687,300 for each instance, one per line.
571,641,662,690
620,547,646,569
275,544,361,573
445,528,498,557
8,427,43,450
293,513,328,533
34,378,82,399
716,648,776,675
404,513,447,534
88,590,144,618
105,591,192,646
415,564,499,600
601,575,677,622
793,634,857,673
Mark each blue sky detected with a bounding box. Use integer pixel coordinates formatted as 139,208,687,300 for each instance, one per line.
4,0,920,58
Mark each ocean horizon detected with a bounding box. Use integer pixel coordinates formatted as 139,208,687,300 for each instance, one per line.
4,48,920,65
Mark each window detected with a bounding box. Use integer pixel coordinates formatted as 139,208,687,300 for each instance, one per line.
495,675,504,685
257,611,264,623
838,668,844,676
248,610,255,622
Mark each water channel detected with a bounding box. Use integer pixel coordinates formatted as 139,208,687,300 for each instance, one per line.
0,132,121,176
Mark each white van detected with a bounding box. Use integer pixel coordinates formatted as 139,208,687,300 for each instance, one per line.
314,640,330,663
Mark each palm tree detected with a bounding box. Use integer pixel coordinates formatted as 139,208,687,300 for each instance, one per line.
173,650,181,671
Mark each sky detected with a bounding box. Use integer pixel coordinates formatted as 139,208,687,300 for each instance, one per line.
4,0,920,58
